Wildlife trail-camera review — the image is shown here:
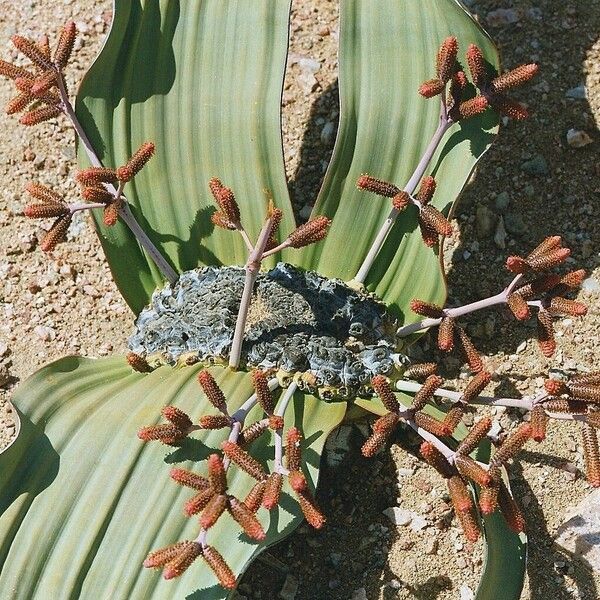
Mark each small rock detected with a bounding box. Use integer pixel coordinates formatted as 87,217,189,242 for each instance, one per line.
410,515,429,532
279,574,299,600
494,191,510,213
556,489,600,574
351,588,367,600
383,507,412,526
456,556,468,569
0,342,9,357
460,584,475,600
566,128,593,148
33,155,46,170
487,8,519,26
504,213,527,236
34,325,55,342
565,85,586,100
320,121,335,145
494,216,507,249
521,155,548,176
475,204,496,238
424,537,439,555
581,277,600,293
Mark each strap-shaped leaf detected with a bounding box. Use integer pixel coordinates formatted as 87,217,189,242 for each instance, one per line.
0,358,346,598
76,0,296,314
297,0,499,321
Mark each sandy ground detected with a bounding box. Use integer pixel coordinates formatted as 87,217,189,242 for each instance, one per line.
0,1,599,599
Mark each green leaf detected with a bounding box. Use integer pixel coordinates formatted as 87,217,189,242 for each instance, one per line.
297,0,499,321
76,1,296,313
0,357,346,598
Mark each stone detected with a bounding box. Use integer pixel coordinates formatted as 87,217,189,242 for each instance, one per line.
581,277,600,293
279,574,299,600
494,216,507,249
566,128,593,148
34,325,55,342
383,507,412,526
424,537,439,555
556,489,600,574
351,588,367,600
475,204,496,238
521,155,548,176
410,515,429,531
320,121,335,145
460,584,475,600
504,213,527,236
566,85,586,99
494,191,510,213
487,8,519,26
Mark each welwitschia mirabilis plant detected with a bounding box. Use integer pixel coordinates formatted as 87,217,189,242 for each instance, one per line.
1,1,593,598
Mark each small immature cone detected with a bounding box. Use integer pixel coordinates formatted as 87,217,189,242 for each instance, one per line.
497,481,526,533
228,496,266,540
457,417,492,456
373,412,400,436
170,467,210,491
207,453,227,495
268,415,284,430
199,493,228,529
419,219,439,247
262,472,283,510
238,419,268,443
506,293,530,321
20,105,61,126
126,351,153,373
456,96,489,120
548,297,587,317
456,506,481,542
529,405,548,442
436,36,458,83
572,371,600,385
442,406,464,436
392,191,410,212
543,398,588,414
163,541,203,580
116,142,155,182
491,95,529,120
356,174,399,197
252,370,274,414
419,204,452,237
289,470,308,493
295,489,325,529
515,274,562,300
221,441,267,481
198,370,229,415
569,384,600,404
491,424,532,467
479,480,500,515
419,441,454,479
456,327,483,373
413,412,447,437
54,21,77,70
200,414,233,430
11,35,53,69
40,214,71,252
410,299,444,318
437,317,455,352
536,309,556,358
0,59,34,81
505,255,529,274
371,375,400,413
285,427,302,472
466,44,487,87
287,216,331,248
137,423,186,444
103,201,121,227
527,247,570,271
361,431,387,457
454,454,492,487
24,203,69,218
560,269,587,288
418,78,445,98
202,546,237,589
448,475,473,513
76,167,118,186
403,362,438,381
30,69,57,96
244,480,266,513
491,64,538,94
144,541,190,568
184,488,215,516
161,406,192,431
462,370,491,404
6,92,33,115
527,235,562,261
415,176,436,205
